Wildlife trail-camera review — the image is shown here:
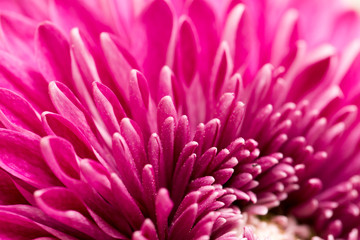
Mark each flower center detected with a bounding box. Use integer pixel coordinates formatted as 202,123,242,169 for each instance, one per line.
240,214,313,240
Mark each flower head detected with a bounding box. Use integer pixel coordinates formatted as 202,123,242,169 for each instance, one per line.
0,0,359,239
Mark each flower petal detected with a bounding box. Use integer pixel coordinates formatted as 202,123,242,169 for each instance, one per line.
35,187,112,239
35,22,73,91
142,0,175,96
0,129,60,188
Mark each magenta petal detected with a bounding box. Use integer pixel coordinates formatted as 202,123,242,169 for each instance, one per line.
219,101,245,147
35,187,112,239
112,133,144,203
189,211,219,239
331,11,360,49
158,66,184,109
174,191,200,220
79,159,112,203
147,133,163,189
193,147,217,179
130,69,151,111
139,219,159,240
129,70,156,135
210,42,233,100
157,96,178,128
169,203,198,240
176,17,198,87
0,12,36,60
172,153,195,206
110,173,145,229
142,164,157,209
120,118,147,172
271,9,299,66
155,188,173,240
132,232,148,240
142,0,174,96
159,117,176,188
175,141,198,176
35,22,73,91
196,187,225,217
48,81,103,153
40,136,80,186
222,4,245,58
292,198,319,218
50,0,111,41
0,170,26,204
0,205,86,240
0,129,60,188
288,46,335,102
201,118,221,153
0,50,52,111
0,210,53,239
100,32,133,100
188,176,216,192
93,82,125,135
215,93,235,125
0,88,44,136
174,115,191,160
213,168,234,185
0,1,48,21
70,28,102,104
41,112,96,159
189,0,219,89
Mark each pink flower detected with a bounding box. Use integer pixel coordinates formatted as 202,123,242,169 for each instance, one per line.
0,0,359,239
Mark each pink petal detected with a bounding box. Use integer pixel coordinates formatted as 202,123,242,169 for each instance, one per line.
49,0,112,41
0,129,60,188
147,133,163,189
110,173,145,229
119,118,147,172
188,0,219,90
100,32,136,101
174,115,190,160
155,188,173,240
35,187,112,239
112,133,144,203
41,112,96,159
80,159,112,204
176,17,198,87
0,12,36,60
158,66,185,109
139,219,159,240
35,22,73,91
48,81,103,155
168,203,198,240
210,42,233,100
157,96,177,129
142,164,157,218
92,82,126,135
171,153,195,206
0,170,26,204
0,88,44,136
0,50,52,111
0,210,53,239
159,117,176,188
142,0,175,96
189,212,219,239
40,136,80,186
193,147,217,179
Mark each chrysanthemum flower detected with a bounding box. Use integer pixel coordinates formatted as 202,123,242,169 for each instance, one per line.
0,0,359,239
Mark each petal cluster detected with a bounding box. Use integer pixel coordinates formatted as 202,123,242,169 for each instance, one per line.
0,0,359,240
